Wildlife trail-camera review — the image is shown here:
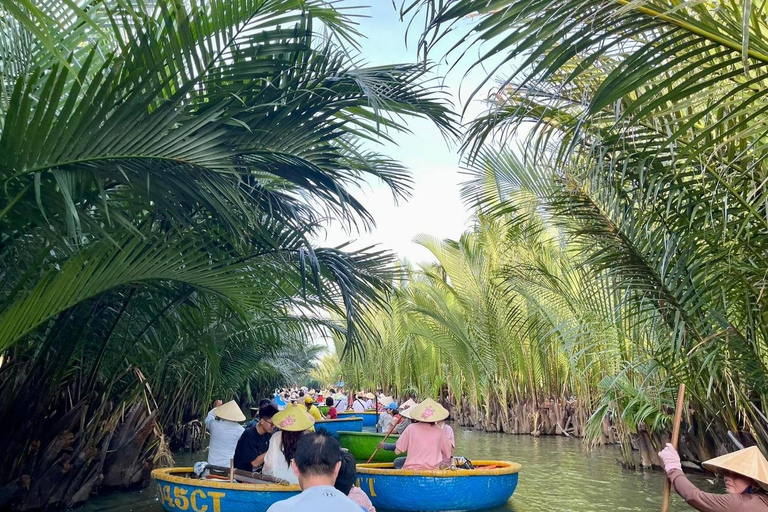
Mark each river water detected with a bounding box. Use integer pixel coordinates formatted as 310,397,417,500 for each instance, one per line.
76,426,717,512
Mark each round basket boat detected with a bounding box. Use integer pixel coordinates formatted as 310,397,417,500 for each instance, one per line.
338,431,401,462
355,460,520,511
314,417,363,438
338,410,379,427
152,467,299,512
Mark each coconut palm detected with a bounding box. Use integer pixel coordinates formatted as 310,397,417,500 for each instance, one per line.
0,1,456,508
400,0,768,456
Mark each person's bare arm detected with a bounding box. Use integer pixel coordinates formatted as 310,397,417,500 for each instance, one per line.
251,452,266,468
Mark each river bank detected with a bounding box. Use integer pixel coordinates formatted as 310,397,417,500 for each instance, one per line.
72,425,715,512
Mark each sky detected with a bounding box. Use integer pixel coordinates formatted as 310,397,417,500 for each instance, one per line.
318,3,495,264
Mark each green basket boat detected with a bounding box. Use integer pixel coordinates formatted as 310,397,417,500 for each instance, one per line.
338,431,402,462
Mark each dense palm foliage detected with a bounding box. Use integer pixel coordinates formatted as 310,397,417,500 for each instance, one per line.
390,0,768,461
0,1,455,508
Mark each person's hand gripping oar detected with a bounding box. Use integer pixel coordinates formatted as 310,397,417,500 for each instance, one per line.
660,383,686,512
369,417,402,464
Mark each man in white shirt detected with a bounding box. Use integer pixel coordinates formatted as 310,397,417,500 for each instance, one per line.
334,390,349,413
205,400,245,467
266,431,364,512
351,393,368,413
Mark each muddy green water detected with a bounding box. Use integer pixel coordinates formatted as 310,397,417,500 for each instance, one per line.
76,426,717,512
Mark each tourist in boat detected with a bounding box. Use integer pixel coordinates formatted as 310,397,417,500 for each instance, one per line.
325,396,338,419
204,400,246,467
334,388,349,412
274,391,287,410
266,431,363,512
233,403,278,472
377,398,452,470
352,392,369,412
246,398,274,428
263,407,315,484
335,451,376,512
393,398,416,434
376,402,399,433
304,395,324,421
658,443,768,511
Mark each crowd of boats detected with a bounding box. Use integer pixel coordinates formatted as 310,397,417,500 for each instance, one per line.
151,386,521,512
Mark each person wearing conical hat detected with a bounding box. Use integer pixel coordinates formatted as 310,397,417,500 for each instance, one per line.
262,407,315,484
393,399,415,434
377,398,452,470
659,444,768,511
205,400,246,467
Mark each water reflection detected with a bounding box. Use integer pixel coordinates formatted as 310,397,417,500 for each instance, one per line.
75,426,720,512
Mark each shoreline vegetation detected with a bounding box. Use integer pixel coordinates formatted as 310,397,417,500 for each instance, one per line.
3,0,768,511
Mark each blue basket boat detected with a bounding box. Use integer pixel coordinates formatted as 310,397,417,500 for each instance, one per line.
152,467,300,512
338,410,379,427
314,417,363,437
355,460,521,511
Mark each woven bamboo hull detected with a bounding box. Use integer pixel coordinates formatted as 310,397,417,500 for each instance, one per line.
152,468,299,512
338,410,378,427
338,431,401,462
355,460,520,511
314,417,363,438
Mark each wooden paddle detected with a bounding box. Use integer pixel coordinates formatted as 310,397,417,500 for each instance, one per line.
661,383,686,512
205,464,290,485
367,416,402,464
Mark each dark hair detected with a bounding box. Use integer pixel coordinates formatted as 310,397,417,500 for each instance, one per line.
325,396,334,406
258,398,272,408
280,430,305,464
330,388,336,394
259,404,278,419
299,390,305,397
293,431,342,477
334,452,356,495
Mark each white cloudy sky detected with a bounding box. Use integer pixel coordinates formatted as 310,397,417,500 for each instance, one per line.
317,4,496,264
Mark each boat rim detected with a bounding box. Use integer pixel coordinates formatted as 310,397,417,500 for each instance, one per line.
337,411,378,415
151,467,300,492
338,431,398,438
356,460,521,477
316,417,364,423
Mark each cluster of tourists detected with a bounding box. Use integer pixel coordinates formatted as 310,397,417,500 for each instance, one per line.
203,388,464,512
203,385,768,512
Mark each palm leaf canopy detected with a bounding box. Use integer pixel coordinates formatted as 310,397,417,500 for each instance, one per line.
400,0,768,443
0,0,458,354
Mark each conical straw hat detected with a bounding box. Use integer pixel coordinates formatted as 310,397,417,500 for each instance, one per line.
703,446,768,490
406,398,448,423
400,398,417,410
271,408,315,432
214,400,246,422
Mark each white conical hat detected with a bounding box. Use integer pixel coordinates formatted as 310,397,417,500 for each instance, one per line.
703,446,768,490
406,398,448,423
400,399,417,410
213,400,246,422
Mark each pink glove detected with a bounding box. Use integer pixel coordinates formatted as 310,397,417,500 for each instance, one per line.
658,443,681,473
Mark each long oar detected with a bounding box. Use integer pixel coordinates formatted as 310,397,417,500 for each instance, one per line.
661,383,686,512
367,416,402,464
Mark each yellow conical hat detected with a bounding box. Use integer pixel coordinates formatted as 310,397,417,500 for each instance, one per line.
406,398,448,423
272,408,315,432
213,400,246,422
703,446,768,490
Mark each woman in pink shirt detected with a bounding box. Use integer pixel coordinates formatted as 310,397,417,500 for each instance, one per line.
378,398,452,470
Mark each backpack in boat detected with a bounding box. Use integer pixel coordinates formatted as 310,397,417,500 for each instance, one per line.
452,456,475,470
